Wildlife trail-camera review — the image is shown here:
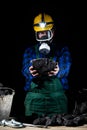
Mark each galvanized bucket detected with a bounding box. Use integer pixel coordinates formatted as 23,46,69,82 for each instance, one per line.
0,87,15,121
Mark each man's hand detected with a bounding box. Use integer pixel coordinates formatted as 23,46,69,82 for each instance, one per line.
48,63,59,76
29,66,39,77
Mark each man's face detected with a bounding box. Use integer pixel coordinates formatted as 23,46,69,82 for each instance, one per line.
35,30,54,42
37,31,48,40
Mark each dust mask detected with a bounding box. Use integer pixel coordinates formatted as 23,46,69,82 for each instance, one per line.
39,42,50,55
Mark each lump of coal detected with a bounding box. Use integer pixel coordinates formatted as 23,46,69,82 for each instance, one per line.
0,87,13,96
31,58,57,75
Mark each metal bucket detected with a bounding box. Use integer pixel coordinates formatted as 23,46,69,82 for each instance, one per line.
0,87,15,121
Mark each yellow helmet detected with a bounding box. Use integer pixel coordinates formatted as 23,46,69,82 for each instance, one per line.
33,13,54,32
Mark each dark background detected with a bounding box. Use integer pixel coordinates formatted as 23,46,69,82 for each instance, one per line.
0,2,85,117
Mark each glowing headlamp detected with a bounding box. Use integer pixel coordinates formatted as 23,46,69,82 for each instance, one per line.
39,22,46,28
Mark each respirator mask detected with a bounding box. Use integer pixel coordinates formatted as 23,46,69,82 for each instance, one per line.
35,30,53,55
39,42,50,54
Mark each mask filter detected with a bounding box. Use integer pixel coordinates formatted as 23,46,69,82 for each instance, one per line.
39,42,50,55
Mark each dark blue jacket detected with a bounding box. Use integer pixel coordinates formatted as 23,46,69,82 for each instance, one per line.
22,43,72,91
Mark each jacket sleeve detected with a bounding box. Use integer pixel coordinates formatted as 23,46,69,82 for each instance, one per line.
21,47,34,90
57,46,72,78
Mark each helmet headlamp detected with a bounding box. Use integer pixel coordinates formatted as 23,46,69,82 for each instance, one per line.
39,22,46,28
